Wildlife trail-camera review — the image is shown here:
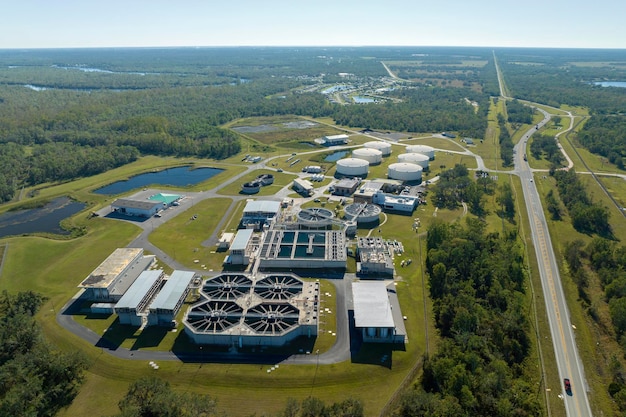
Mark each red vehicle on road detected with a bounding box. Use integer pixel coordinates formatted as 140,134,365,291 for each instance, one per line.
564,378,572,395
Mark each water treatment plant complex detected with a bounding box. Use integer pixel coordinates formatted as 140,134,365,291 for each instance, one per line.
63,135,449,361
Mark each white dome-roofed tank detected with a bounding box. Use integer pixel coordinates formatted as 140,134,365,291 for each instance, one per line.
352,148,383,165
406,145,435,160
388,162,423,182
336,158,369,177
397,152,430,169
363,141,392,156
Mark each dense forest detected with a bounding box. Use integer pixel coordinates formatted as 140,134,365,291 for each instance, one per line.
576,115,626,170
0,47,497,203
334,87,489,138
562,236,626,412
394,218,538,417
498,48,626,114
552,169,612,237
0,291,87,416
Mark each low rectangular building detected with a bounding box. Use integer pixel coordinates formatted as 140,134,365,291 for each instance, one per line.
111,199,164,218
226,229,255,265
148,270,195,327
357,237,394,277
352,281,406,343
333,178,360,196
323,134,349,146
372,193,418,213
78,248,155,302
115,270,164,326
217,232,235,250
293,178,314,196
242,200,281,229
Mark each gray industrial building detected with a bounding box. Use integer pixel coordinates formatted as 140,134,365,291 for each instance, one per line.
148,270,196,327
352,281,406,344
225,229,255,265
332,178,360,196
115,270,164,326
78,248,155,302
241,200,281,229
183,273,319,347
110,199,164,218
257,229,347,270
292,178,314,196
357,237,395,277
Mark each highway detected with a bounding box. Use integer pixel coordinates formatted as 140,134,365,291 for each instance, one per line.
497,51,593,416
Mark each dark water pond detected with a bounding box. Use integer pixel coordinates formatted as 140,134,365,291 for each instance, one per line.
324,151,348,162
0,197,85,238
93,166,223,195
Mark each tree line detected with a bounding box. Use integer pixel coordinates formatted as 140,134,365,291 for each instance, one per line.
394,218,539,416
576,115,626,170
552,169,612,237
562,237,626,414
111,376,364,417
0,291,87,416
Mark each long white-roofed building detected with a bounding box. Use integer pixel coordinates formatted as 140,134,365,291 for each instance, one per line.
352,281,406,344
78,248,155,302
241,200,281,229
148,270,196,327
115,270,164,326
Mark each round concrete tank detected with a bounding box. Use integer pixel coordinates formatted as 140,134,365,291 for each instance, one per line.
388,163,423,182
397,153,429,169
352,148,383,165
406,145,435,160
336,158,369,177
241,181,261,194
344,203,381,224
363,141,392,156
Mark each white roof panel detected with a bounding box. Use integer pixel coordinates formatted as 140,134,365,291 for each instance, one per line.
352,281,395,328
151,271,195,311
115,270,162,310
243,200,281,213
231,229,254,251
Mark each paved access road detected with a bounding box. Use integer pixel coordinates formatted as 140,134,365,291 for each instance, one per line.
498,48,593,415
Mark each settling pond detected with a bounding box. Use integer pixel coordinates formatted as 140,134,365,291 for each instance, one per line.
0,197,85,238
93,166,224,195
324,151,348,162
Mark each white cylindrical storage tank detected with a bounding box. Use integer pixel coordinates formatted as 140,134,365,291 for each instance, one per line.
388,163,423,182
406,145,435,160
352,148,382,165
363,141,392,156
336,158,369,177
397,153,430,169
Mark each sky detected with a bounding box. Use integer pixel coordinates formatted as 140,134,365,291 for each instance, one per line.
2,0,625,49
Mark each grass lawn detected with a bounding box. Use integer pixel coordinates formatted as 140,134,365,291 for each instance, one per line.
217,169,297,196
148,197,234,270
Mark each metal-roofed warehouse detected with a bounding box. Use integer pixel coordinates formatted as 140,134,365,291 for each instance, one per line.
148,270,196,327
78,248,155,302
352,281,406,344
115,270,164,326
111,199,164,218
241,200,281,229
